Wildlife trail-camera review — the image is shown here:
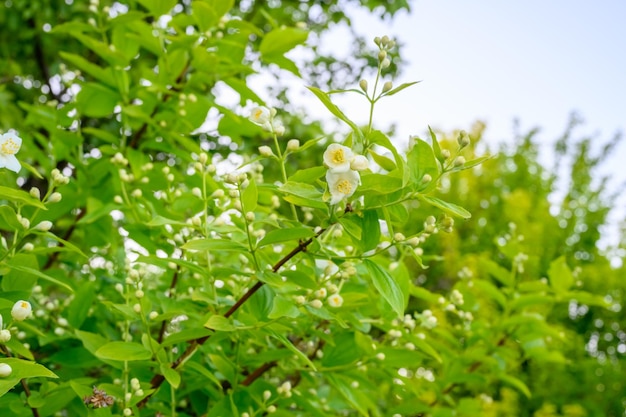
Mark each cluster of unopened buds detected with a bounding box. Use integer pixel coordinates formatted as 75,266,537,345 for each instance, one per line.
323,144,368,205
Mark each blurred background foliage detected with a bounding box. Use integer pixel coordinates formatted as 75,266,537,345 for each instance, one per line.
1,0,625,416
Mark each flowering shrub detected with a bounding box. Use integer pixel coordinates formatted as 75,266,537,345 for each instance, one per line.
0,2,622,417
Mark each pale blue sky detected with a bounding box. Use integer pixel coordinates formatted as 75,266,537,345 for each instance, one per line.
327,0,625,152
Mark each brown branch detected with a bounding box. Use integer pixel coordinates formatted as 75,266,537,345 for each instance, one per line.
241,361,278,387
128,62,190,149
138,228,327,408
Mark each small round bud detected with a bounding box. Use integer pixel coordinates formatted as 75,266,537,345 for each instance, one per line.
310,299,323,309
19,217,30,229
263,390,272,401
133,303,141,313
192,187,202,198
394,232,405,242
114,195,123,204
457,131,470,148
441,149,451,159
22,243,34,251
35,221,52,232
382,81,393,93
0,363,12,377
29,188,41,200
453,156,466,167
378,50,387,61
258,146,274,157
135,290,144,298
381,58,391,69
359,79,368,93
421,174,432,184
245,212,255,222
381,35,390,47
149,311,159,320
287,139,300,151
373,36,381,46
131,189,142,198
47,192,62,203
211,189,224,198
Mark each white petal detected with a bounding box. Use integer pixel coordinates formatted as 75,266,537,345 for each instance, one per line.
3,155,21,173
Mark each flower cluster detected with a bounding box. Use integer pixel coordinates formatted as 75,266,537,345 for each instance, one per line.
0,132,22,173
323,144,368,205
249,106,285,136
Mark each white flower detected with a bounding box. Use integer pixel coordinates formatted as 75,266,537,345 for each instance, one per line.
350,155,369,171
0,363,12,377
326,169,360,205
327,294,343,308
0,132,22,173
11,300,32,321
323,144,354,173
249,106,270,125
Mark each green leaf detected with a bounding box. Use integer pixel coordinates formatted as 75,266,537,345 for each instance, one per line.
0,186,47,209
76,83,120,118
94,342,152,361
429,126,443,162
205,315,235,331
480,258,513,287
160,364,181,389
0,358,58,397
548,256,573,293
182,239,247,251
368,149,396,171
358,172,403,194
418,195,471,219
307,86,360,134
364,259,405,317
288,166,326,183
2,254,39,291
137,0,177,16
327,374,370,417
257,227,315,248
381,81,420,97
361,210,380,252
499,374,532,398
268,330,317,371
241,175,258,212
7,264,74,293
192,0,235,32
0,205,22,230
406,138,439,190
59,52,116,87
268,295,300,319
279,181,326,209
260,27,309,57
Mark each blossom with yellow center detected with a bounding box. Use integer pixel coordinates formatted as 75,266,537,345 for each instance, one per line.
327,294,344,308
323,143,354,173
11,300,32,321
0,132,22,173
326,169,359,205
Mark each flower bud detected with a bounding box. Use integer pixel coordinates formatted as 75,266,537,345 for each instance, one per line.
381,58,391,69
35,221,52,232
131,189,142,198
441,149,451,159
22,243,34,251
287,139,300,151
381,35,390,47
382,81,393,93
48,192,62,203
192,187,202,198
0,330,11,343
373,36,381,46
350,155,369,171
359,79,368,93
310,299,323,309
0,363,12,377
378,50,387,61
453,156,466,167
457,131,470,148
245,212,255,222
258,146,274,157
19,217,30,229
421,174,432,184
29,188,41,200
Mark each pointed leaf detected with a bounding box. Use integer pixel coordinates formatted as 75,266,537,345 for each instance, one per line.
418,195,471,219
364,259,405,317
